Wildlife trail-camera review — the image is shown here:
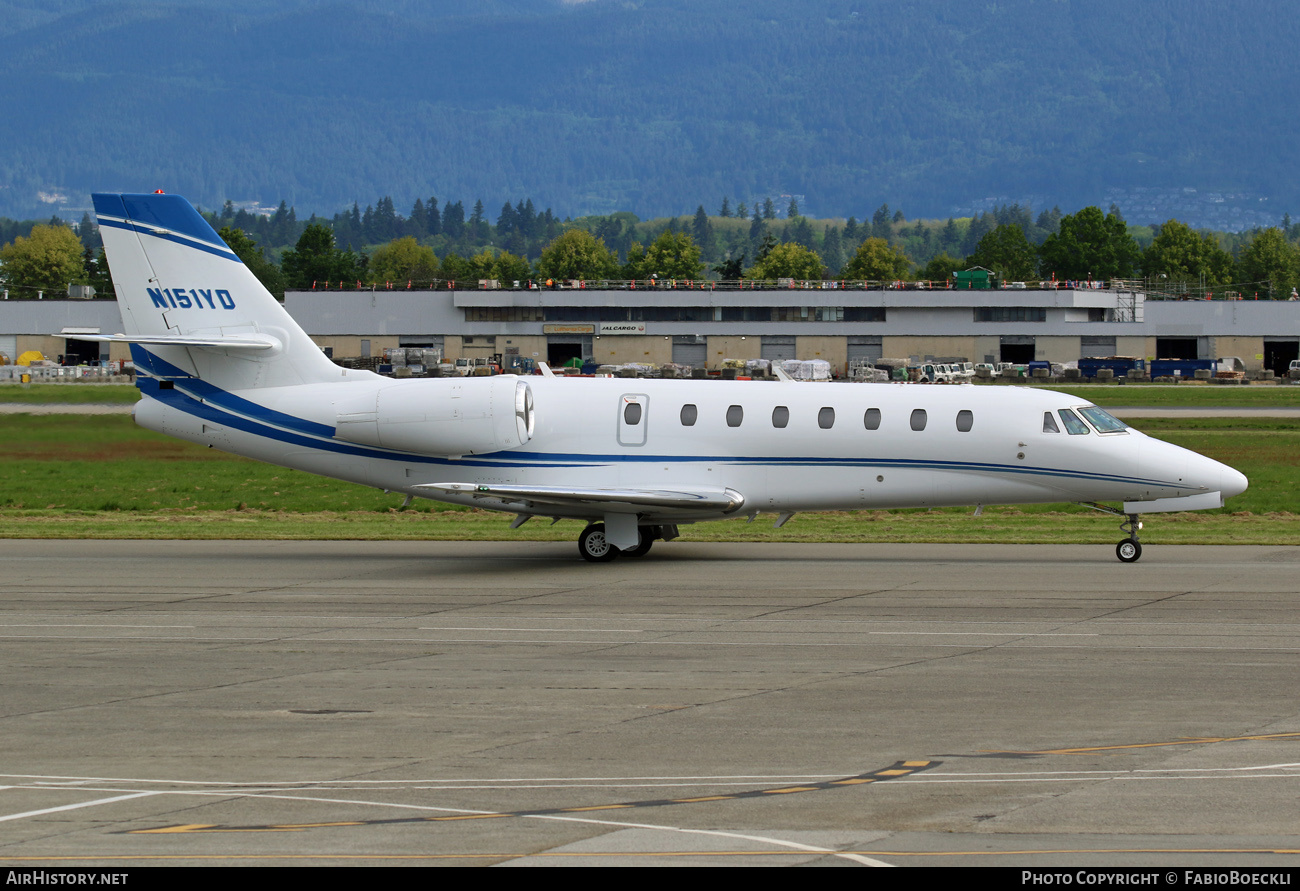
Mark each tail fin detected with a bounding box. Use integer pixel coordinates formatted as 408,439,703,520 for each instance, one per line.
93,192,340,390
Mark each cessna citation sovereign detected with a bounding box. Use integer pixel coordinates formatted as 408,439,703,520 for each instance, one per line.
79,193,1247,563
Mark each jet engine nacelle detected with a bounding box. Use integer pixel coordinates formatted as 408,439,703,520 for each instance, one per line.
333,376,534,457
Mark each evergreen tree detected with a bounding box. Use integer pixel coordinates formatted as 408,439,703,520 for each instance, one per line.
426,197,441,237
691,205,714,255
719,197,731,218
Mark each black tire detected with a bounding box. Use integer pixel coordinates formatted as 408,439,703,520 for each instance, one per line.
1116,540,1142,563
579,523,620,563
624,527,656,558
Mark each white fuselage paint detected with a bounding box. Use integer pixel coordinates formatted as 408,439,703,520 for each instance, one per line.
132,373,1241,525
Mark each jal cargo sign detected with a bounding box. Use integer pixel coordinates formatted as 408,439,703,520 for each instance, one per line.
598,323,646,335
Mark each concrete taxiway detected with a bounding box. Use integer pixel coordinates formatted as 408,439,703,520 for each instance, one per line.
0,540,1297,867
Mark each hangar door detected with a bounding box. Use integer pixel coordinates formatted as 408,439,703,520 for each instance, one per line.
672,336,707,368
1264,338,1298,377
846,336,883,364
999,335,1035,364
761,336,796,362
1080,336,1116,358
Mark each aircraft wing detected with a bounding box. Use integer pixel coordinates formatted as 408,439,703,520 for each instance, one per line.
417,482,745,514
62,332,281,351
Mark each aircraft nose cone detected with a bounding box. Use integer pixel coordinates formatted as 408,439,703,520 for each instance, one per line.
1220,465,1249,500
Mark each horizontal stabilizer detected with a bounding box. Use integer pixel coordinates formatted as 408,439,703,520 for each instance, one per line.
419,482,745,514
62,331,281,351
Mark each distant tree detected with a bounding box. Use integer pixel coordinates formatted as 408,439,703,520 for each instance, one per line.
871,203,893,240
442,200,465,240
918,251,963,284
536,228,619,281
426,197,441,237
0,223,86,295
486,249,532,285
734,202,747,219
469,199,489,241
408,198,428,239
624,230,704,280
1037,206,1139,280
965,224,1038,281
1235,227,1300,298
76,212,99,251
744,242,824,280
762,198,776,220
691,205,715,254
841,237,911,281
280,223,364,288
1035,206,1063,237
713,253,745,279
82,246,114,299
496,201,518,236
219,226,287,297
1140,220,1234,290
786,197,799,218
821,225,844,273
843,216,860,244
367,236,439,285
719,197,731,218
749,206,766,244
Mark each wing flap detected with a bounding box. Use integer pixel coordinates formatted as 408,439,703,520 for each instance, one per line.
418,482,745,514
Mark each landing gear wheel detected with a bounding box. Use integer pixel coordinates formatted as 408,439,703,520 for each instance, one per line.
624,526,658,558
578,523,620,563
1116,539,1142,563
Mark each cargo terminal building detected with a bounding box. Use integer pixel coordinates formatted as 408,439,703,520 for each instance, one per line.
283,285,1299,377
3,285,1298,377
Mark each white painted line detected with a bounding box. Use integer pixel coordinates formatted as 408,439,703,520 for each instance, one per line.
0,791,159,823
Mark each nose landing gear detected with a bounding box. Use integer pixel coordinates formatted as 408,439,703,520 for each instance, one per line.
1080,503,1145,563
1116,513,1143,563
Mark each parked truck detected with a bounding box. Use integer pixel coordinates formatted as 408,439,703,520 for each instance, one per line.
1078,356,1146,379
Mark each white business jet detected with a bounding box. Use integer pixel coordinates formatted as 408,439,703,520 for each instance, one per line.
78,193,1247,563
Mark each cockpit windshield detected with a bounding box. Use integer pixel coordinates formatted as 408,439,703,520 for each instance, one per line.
1078,406,1129,434
1058,408,1090,435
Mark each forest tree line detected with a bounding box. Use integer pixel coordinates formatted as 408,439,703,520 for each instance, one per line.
5,195,1300,300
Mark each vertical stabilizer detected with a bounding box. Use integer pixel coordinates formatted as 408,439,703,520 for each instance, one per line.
93,193,341,389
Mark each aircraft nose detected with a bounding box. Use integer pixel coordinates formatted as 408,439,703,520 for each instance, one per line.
1219,464,1249,500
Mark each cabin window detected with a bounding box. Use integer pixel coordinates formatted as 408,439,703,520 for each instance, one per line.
818,407,835,429
1043,411,1060,434
1078,406,1129,434
726,405,744,427
910,409,927,431
772,406,789,428
1059,408,1090,435
864,408,881,430
956,410,973,432
680,404,698,426
623,402,642,425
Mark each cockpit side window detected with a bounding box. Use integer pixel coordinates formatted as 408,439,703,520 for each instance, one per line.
1042,411,1060,433
1059,408,1090,435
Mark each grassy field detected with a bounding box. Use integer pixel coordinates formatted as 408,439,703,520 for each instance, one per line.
0,382,140,403
0,413,1293,544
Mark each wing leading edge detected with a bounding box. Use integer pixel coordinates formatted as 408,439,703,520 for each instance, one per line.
417,482,746,516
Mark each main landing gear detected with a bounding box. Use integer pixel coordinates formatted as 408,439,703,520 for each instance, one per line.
577,523,676,563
